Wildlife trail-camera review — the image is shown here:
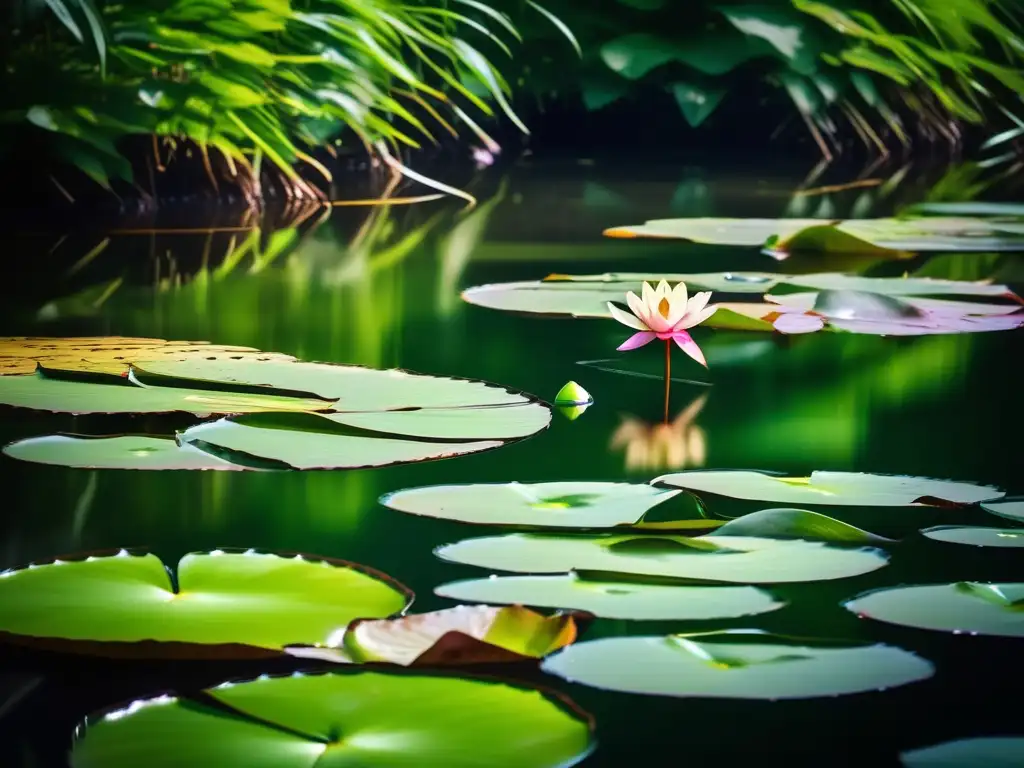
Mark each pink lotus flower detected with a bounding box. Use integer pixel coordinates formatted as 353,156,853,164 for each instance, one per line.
607,280,718,367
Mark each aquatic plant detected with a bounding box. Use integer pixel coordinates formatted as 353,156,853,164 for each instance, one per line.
1,0,574,204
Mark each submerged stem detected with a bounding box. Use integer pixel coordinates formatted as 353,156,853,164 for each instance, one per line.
664,340,671,424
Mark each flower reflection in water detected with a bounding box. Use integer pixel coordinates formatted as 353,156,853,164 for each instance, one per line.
610,394,708,472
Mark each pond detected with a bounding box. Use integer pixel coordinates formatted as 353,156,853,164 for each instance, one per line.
0,157,1022,766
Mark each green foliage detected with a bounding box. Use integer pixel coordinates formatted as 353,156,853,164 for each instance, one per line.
516,0,1024,156
1,0,571,197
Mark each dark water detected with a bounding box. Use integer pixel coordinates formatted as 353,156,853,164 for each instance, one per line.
1,158,1022,766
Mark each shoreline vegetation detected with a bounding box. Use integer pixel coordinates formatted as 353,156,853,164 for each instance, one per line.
1,0,1022,214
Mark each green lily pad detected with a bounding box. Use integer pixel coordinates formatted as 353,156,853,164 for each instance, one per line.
654,470,1003,507
381,482,683,529
921,526,1024,548
287,605,583,666
901,737,1024,767
133,358,531,410
0,549,411,657
70,671,594,768
460,274,1014,327
982,500,1024,523
540,631,933,699
0,370,334,416
176,408,548,471
435,573,785,620
1,435,250,470
604,216,1024,253
844,582,1024,637
714,508,894,545
435,533,888,584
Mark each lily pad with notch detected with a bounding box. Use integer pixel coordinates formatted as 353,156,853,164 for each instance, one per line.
653,470,1003,507
540,629,933,699
380,481,688,530
435,533,889,584
435,573,785,621
70,670,595,768
1,434,258,471
844,582,1024,637
0,548,412,657
286,605,585,666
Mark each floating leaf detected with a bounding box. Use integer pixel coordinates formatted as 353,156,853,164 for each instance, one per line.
381,482,682,529
901,737,1024,768
982,499,1024,523
436,573,784,620
289,605,582,666
654,470,1003,507
2,435,253,471
0,337,293,377
604,217,1024,253
0,550,411,657
540,632,933,699
435,533,888,584
714,508,895,545
921,527,1024,548
70,671,594,768
133,358,531,410
845,582,1024,637
0,371,335,416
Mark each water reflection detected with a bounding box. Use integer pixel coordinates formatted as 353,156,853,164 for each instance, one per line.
610,394,708,473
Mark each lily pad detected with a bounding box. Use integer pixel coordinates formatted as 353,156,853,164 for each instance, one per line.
901,737,1024,767
0,370,335,416
540,631,933,699
845,582,1024,637
133,358,531,410
70,671,594,768
0,549,411,657
654,470,1003,507
766,291,1023,336
603,216,1024,253
0,337,294,377
714,508,894,545
175,408,548,471
287,605,582,666
460,274,1015,329
2,435,253,470
380,482,683,529
435,573,785,620
921,526,1024,548
435,533,888,584
982,499,1024,523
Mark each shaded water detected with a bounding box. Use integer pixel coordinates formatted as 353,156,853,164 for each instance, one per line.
1,158,1022,766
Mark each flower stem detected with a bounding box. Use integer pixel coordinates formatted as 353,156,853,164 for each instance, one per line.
664,340,671,424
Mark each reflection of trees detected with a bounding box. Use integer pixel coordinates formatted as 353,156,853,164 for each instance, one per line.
610,394,707,473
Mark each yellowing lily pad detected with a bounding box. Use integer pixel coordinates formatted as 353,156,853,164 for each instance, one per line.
921,526,1024,548
901,737,1024,767
287,605,582,666
435,574,785,620
0,337,294,377
0,549,411,657
435,533,888,584
654,470,1003,507
70,671,594,768
380,482,684,529
845,582,1024,637
540,631,933,699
